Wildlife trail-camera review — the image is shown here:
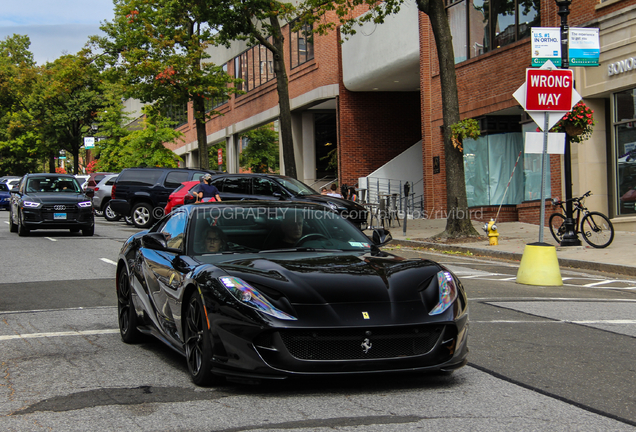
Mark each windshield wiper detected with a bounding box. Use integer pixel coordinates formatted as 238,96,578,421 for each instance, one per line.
259,248,342,253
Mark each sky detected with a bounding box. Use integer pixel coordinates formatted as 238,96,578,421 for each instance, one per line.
0,0,115,65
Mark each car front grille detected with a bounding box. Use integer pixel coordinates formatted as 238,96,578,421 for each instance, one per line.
279,325,444,361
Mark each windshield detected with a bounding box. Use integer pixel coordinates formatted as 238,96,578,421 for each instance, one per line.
26,176,81,193
188,206,372,255
275,177,319,197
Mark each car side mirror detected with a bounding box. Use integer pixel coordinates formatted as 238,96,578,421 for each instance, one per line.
369,228,392,246
85,189,95,198
184,194,197,205
141,232,182,254
272,191,284,200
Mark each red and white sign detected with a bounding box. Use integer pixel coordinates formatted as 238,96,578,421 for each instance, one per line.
217,148,223,165
525,68,573,111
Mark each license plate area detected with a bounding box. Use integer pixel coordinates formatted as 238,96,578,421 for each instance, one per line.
54,213,67,220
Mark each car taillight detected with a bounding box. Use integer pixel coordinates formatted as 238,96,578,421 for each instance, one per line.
94,187,99,192
111,184,116,199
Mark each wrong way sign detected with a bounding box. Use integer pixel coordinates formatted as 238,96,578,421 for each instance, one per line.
513,61,581,131
525,68,573,111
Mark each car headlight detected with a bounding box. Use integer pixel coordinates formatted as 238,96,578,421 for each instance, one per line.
429,271,458,316
218,276,296,320
78,201,92,208
23,201,41,208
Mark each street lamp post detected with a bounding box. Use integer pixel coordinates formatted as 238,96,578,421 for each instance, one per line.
555,0,582,247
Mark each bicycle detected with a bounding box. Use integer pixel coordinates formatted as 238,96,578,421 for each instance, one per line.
549,191,615,248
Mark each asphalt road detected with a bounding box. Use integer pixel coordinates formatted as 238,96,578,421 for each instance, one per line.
1,211,635,431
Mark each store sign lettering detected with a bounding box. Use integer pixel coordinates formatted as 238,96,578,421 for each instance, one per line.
608,57,635,76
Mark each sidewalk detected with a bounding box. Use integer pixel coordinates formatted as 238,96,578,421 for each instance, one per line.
386,218,636,277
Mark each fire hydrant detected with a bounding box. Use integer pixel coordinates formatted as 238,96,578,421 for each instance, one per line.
483,218,499,246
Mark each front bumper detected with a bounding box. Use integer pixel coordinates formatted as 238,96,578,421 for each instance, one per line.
109,199,130,216
206,307,469,380
22,207,94,229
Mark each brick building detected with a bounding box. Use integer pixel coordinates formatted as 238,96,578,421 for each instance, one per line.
163,0,636,230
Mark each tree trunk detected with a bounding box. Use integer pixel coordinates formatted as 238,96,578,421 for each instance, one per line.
48,152,55,173
269,16,297,179
192,94,209,170
418,0,479,238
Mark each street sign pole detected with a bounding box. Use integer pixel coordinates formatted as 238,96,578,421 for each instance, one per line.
556,0,582,247
539,114,550,243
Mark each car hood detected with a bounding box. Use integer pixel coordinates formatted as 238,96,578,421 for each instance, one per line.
295,194,365,211
22,193,91,203
215,253,441,304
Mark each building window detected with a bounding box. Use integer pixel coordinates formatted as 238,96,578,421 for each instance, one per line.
163,102,188,127
204,64,229,112
615,88,636,216
290,22,314,69
233,40,275,93
446,0,540,63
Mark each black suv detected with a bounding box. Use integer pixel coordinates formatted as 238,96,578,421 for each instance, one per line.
109,167,218,228
208,174,368,228
9,173,95,236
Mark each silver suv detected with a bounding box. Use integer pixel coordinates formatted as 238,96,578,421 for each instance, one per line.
92,174,119,220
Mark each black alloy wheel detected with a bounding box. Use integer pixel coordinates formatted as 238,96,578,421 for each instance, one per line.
9,209,17,233
17,210,29,237
117,267,142,343
184,294,215,386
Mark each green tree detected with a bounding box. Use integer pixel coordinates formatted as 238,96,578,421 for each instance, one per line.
204,0,299,178
93,103,183,171
94,0,241,170
207,142,226,171
239,125,280,173
31,53,108,174
0,35,43,175
302,0,479,238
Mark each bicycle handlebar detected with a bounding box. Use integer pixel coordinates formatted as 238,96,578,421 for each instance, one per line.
552,191,592,206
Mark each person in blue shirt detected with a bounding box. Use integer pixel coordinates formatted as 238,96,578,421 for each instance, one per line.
197,174,222,203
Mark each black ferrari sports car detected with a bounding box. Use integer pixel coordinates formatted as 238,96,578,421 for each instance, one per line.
116,201,468,385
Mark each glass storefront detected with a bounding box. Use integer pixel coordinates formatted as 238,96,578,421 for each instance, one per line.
615,88,636,215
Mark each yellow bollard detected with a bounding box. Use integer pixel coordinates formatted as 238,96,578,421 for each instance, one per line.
516,242,563,286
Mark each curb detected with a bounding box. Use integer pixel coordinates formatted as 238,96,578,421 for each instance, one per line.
390,239,636,277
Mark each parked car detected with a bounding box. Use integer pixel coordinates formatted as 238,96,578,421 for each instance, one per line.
5,178,20,190
109,167,219,228
75,174,90,190
164,180,201,214
0,182,11,210
92,174,119,219
9,173,95,236
207,174,368,229
116,201,468,385
85,172,117,191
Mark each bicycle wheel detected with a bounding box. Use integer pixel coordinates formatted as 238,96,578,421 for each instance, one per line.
548,213,566,244
580,212,614,248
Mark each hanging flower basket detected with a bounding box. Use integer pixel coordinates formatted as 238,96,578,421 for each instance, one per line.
563,123,585,137
550,101,595,143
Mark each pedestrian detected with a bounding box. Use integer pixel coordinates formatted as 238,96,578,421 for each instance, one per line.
327,183,342,198
197,174,222,203
321,187,328,195
347,186,357,202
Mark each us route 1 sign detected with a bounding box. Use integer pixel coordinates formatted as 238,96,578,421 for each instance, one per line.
525,68,573,111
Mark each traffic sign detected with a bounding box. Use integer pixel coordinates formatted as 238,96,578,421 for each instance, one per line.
513,61,581,131
525,68,573,111
84,137,95,149
217,148,223,165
